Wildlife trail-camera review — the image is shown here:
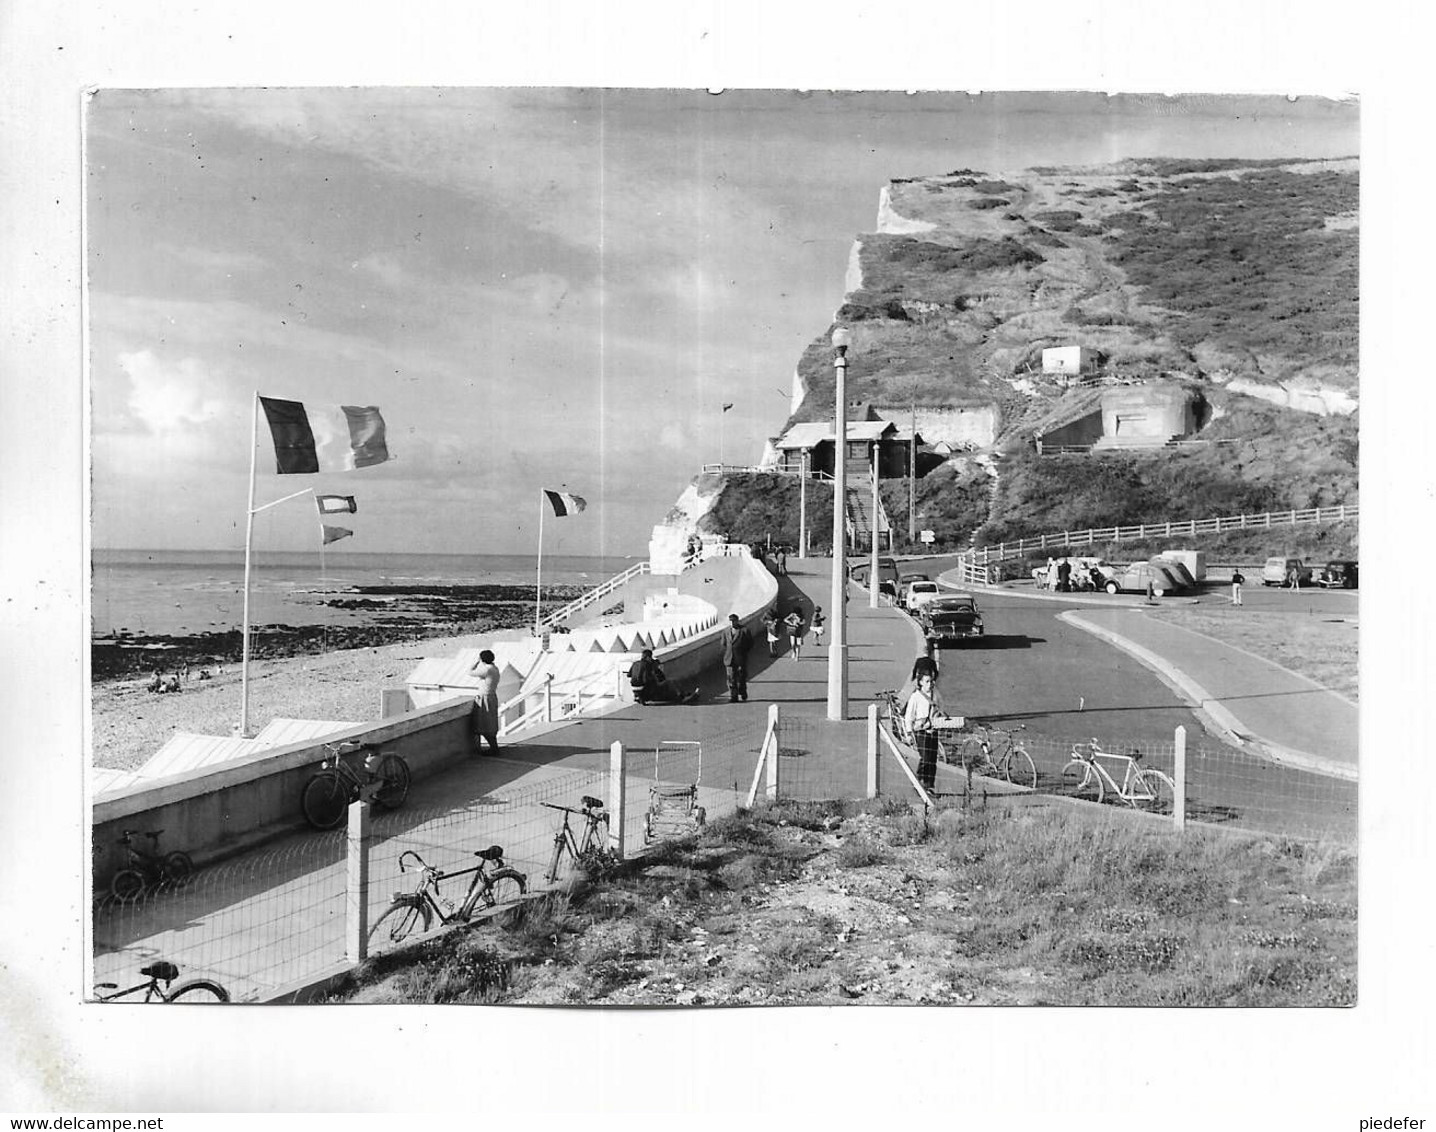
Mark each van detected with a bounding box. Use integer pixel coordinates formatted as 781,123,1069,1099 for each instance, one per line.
1262,557,1313,586
852,557,901,595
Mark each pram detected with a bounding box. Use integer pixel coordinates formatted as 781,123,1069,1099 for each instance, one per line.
642,740,707,843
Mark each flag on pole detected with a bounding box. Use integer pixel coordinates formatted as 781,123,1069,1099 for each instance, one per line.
260,397,390,474
543,489,586,517
315,494,358,515
722,403,734,412
322,525,353,545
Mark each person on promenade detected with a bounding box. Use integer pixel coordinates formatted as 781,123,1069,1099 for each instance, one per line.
1287,565,1301,592
468,648,502,755
903,670,958,794
776,548,788,576
1231,568,1245,606
763,609,781,657
783,605,806,660
1057,558,1072,593
810,606,825,649
721,613,752,703
628,649,699,705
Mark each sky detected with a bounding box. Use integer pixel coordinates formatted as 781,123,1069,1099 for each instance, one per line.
85,88,1359,558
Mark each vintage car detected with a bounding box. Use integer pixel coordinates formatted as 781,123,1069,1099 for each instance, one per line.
918,593,984,645
1317,560,1358,589
1102,561,1189,597
1262,557,1314,586
903,580,942,612
851,557,901,595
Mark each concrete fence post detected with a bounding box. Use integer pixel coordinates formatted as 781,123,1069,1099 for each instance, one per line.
1173,725,1187,832
346,799,371,964
609,740,627,858
766,703,781,800
544,675,553,723
866,704,879,799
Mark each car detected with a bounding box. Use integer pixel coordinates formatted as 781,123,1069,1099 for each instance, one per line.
918,594,984,645
1031,556,1111,591
903,580,942,612
1317,560,1358,589
851,557,901,595
1102,561,1189,597
1262,557,1314,586
899,572,931,587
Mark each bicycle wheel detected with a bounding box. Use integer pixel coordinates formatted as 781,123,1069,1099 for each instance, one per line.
1132,768,1176,814
369,899,430,946
545,835,570,884
167,979,230,1003
110,868,146,902
162,851,195,884
1060,759,1104,804
301,771,351,830
1001,746,1038,790
372,754,411,811
482,867,527,907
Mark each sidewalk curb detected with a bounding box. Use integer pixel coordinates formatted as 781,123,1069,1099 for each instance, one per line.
1058,611,1357,783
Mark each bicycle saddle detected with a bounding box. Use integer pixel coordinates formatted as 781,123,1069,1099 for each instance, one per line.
581,795,604,810
140,961,179,982
475,845,506,861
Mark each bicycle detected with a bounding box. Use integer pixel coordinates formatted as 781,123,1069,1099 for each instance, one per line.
109,828,195,902
542,796,614,883
93,960,230,1003
300,740,411,830
1060,738,1176,813
369,847,528,947
945,722,1037,790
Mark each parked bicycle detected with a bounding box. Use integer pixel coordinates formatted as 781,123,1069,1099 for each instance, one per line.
109,828,195,902
93,960,229,1003
369,847,528,946
300,740,411,830
947,722,1037,790
1060,738,1176,812
542,796,614,883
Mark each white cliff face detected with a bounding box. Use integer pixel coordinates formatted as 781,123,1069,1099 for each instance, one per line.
875,185,937,235
844,239,864,296
1224,378,1358,416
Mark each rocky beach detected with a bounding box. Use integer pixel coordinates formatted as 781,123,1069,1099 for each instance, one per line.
90,583,586,771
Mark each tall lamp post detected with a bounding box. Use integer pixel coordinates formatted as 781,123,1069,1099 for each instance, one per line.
828,326,850,721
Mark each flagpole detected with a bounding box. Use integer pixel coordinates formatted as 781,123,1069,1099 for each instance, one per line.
240,392,259,737
534,491,545,636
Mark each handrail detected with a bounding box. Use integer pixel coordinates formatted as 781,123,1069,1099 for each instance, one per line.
498,664,627,737
963,503,1358,566
539,560,651,629
700,462,835,482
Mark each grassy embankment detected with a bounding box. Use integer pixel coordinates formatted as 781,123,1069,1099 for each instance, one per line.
329,797,1356,1007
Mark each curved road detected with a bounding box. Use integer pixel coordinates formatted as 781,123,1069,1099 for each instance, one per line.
906,569,1356,838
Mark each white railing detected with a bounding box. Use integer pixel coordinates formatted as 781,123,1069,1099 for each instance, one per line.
964,504,1359,566
498,665,629,737
539,560,651,629
700,462,835,482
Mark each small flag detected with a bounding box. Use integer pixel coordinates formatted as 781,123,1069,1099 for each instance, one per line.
322,525,353,545
722,403,734,412
316,494,357,515
543,489,586,517
260,396,390,474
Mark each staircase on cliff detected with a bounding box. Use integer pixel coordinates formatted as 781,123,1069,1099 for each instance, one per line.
845,478,891,548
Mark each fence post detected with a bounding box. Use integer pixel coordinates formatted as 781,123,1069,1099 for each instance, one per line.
766,703,781,800
544,675,553,722
1173,726,1187,832
866,704,879,799
609,740,627,858
346,799,371,964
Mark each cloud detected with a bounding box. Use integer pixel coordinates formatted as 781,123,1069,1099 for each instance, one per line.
116,349,236,434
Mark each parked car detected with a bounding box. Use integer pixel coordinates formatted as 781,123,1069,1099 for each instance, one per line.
851,557,901,595
903,580,942,612
1149,557,1197,589
899,572,931,588
1262,557,1313,586
918,594,984,645
1031,556,1111,591
1317,560,1358,589
1102,561,1189,597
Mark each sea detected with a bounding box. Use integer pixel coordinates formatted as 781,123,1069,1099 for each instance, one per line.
91,549,639,638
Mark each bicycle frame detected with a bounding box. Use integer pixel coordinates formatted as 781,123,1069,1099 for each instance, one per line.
395,850,506,924
93,977,166,1003
1065,740,1170,807
542,800,610,882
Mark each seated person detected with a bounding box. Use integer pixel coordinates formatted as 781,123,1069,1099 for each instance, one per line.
628,649,698,705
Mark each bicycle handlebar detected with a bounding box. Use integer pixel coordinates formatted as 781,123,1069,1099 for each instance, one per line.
541,801,607,817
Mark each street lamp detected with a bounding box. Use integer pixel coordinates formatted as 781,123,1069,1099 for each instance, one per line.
828,325,850,721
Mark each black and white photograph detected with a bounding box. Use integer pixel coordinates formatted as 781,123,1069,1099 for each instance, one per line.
2,1,1430,1123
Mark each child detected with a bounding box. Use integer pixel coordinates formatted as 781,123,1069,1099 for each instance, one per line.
763,610,781,657
810,605,825,647
783,605,806,660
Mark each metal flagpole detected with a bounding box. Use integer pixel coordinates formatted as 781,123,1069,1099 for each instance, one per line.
240,393,259,737
534,491,545,636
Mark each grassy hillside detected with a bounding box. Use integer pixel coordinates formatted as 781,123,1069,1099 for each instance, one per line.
762,158,1358,550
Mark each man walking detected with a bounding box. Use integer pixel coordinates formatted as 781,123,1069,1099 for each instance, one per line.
1231,568,1245,606
721,613,752,703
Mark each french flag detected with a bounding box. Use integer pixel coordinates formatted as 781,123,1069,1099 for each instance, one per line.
260,397,389,475
543,489,586,517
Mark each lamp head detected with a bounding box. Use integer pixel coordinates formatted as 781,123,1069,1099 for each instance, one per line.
831,326,851,357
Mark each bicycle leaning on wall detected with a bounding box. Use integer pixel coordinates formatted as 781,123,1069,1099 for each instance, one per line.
542,796,615,883
369,847,528,947
300,740,412,830
93,960,230,1003
1060,738,1176,813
